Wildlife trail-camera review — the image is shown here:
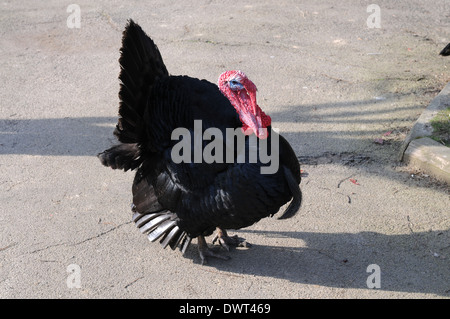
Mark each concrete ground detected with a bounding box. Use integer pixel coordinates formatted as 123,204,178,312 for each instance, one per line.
1,0,449,298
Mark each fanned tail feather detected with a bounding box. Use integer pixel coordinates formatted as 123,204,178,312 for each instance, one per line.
131,167,190,252
132,209,189,251
114,19,169,146
99,19,169,171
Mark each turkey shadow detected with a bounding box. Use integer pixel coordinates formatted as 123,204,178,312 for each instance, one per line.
184,228,450,296
0,116,117,156
267,98,423,164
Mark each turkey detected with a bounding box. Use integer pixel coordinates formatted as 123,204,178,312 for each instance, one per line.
98,20,302,264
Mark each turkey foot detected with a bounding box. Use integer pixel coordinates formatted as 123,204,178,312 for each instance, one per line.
212,228,252,251
197,235,230,265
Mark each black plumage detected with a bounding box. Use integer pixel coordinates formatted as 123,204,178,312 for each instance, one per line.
440,43,450,56
98,20,302,263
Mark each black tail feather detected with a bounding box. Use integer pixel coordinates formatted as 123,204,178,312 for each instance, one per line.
278,165,302,220
97,143,142,171
114,19,169,145
132,170,164,212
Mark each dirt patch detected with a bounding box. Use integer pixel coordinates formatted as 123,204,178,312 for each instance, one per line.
298,152,372,166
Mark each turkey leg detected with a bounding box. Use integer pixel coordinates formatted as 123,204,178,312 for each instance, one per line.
197,235,230,265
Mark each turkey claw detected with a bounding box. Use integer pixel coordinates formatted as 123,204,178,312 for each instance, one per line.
212,228,252,251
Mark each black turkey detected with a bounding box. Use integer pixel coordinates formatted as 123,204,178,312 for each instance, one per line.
98,20,302,264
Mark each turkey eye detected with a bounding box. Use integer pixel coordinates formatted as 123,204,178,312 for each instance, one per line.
229,80,243,91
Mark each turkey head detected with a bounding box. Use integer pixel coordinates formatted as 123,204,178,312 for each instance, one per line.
218,70,271,139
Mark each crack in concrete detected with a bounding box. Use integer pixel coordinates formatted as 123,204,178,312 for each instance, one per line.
26,221,132,255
